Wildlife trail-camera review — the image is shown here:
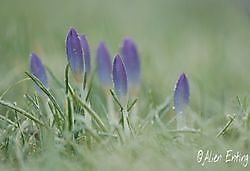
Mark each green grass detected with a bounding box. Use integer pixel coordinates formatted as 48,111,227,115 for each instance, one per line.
0,0,250,170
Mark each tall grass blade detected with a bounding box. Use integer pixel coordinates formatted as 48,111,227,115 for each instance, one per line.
64,65,107,132
0,114,18,127
25,71,65,120
0,99,45,126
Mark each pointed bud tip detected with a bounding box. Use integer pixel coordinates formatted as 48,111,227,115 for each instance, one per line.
179,73,187,81
68,27,78,35
30,52,38,62
122,37,135,47
98,41,105,49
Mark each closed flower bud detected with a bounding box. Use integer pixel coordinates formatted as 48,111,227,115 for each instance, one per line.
96,42,112,89
174,73,190,113
120,38,140,93
30,53,48,91
112,54,128,102
66,27,84,83
80,34,91,74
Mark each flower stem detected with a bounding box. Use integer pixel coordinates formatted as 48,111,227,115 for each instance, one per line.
78,84,92,129
176,112,186,130
107,93,118,126
122,109,130,137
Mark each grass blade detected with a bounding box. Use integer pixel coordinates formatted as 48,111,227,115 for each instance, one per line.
67,96,74,132
69,86,107,132
0,78,31,99
109,89,123,110
0,114,18,128
127,98,138,113
65,64,70,94
64,64,107,132
216,114,236,138
0,99,45,126
25,71,65,120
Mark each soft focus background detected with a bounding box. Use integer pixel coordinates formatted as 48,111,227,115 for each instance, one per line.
1,0,250,110
1,0,250,170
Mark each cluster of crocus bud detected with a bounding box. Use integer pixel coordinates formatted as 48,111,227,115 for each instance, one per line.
29,27,191,131
30,27,141,105
95,38,141,105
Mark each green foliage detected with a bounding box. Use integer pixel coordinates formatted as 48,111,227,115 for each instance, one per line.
1,0,250,171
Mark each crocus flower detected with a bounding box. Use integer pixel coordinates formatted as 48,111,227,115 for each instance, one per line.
112,54,128,103
80,35,90,74
66,27,84,83
120,38,140,92
96,42,112,89
30,53,48,90
174,73,190,113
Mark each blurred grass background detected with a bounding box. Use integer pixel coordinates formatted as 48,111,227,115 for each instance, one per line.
1,0,250,170
1,0,250,111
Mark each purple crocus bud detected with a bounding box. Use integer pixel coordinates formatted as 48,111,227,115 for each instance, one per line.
174,73,190,113
66,28,84,83
112,55,128,101
120,38,140,92
30,53,48,90
80,35,90,74
96,42,112,89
